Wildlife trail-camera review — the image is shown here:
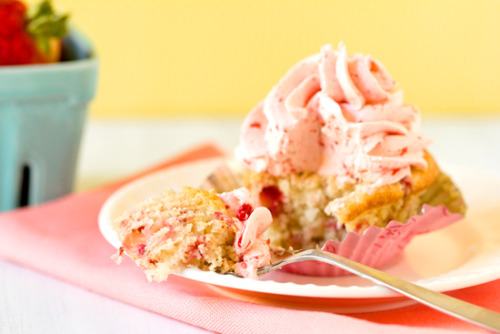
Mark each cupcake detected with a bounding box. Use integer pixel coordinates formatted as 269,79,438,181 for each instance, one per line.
112,187,273,280
235,42,466,275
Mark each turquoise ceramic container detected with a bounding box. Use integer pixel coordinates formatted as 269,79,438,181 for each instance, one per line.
0,31,98,212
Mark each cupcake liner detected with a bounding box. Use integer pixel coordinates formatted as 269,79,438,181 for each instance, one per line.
281,205,463,276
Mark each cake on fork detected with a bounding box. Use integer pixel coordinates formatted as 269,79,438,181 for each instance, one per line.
112,187,273,280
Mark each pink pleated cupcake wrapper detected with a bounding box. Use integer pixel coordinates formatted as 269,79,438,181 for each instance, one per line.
281,205,463,276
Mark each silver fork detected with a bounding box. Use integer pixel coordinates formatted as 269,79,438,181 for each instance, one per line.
202,159,243,193
204,162,500,333
233,248,500,333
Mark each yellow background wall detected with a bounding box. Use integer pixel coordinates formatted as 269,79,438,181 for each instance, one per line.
35,0,500,117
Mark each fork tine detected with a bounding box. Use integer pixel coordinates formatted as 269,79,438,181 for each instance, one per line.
202,161,243,193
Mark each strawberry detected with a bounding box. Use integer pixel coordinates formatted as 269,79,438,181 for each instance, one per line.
0,0,68,66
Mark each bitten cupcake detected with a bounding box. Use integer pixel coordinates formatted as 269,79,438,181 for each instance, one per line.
235,42,466,276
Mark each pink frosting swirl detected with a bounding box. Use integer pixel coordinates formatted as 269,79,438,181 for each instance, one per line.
235,42,431,186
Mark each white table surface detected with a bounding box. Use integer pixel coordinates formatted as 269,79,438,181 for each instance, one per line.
1,115,500,333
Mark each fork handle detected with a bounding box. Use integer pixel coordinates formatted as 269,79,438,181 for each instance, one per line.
291,249,500,333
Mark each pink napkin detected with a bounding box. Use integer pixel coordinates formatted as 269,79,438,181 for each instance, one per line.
0,143,498,334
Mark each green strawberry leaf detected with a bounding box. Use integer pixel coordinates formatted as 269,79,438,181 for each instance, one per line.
29,0,54,20
27,15,69,38
26,0,69,56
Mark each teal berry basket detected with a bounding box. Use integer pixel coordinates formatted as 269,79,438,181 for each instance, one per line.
0,30,99,212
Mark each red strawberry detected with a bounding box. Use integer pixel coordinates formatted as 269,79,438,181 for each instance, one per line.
0,0,68,66
0,1,26,36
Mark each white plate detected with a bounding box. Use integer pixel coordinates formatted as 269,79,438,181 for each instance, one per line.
99,158,500,313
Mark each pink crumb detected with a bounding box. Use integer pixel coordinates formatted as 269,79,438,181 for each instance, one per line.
214,211,225,220
187,236,207,260
137,244,146,256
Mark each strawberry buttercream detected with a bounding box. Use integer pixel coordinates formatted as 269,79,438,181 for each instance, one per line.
236,42,431,187
218,188,272,278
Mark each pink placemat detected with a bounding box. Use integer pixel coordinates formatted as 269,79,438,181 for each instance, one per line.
0,143,497,334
